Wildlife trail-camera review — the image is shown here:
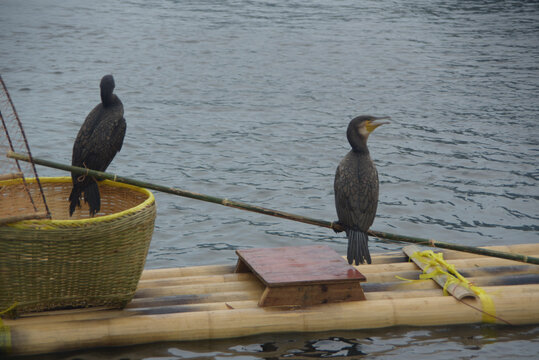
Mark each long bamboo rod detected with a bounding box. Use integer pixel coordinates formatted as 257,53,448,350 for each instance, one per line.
365,230,539,265
137,272,256,289
7,290,539,355
369,244,539,264
8,284,538,328
134,279,265,299
0,211,49,225
7,151,539,265
140,265,236,280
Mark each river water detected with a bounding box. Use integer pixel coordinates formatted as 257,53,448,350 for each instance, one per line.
1,0,538,359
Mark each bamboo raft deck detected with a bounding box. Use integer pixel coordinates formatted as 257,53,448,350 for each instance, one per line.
3,243,539,356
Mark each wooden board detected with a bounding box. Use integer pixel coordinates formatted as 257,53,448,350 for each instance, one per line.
235,245,366,306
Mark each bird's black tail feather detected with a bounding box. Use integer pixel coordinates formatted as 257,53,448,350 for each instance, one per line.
68,184,81,216
345,230,371,265
84,180,101,216
69,178,100,216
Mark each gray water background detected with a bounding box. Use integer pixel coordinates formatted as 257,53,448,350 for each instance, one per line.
1,0,538,358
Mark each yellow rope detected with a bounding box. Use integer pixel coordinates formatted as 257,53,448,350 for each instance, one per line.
403,250,497,323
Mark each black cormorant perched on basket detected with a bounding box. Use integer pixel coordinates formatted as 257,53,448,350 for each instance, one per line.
334,115,389,265
69,74,126,216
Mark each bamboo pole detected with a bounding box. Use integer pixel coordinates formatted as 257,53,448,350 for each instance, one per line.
373,244,539,263
7,289,539,356
366,230,539,265
137,272,256,289
0,211,49,225
356,251,539,275
8,300,261,326
8,284,538,329
362,264,539,284
367,283,539,301
134,279,265,299
363,272,539,292
0,172,23,181
402,243,539,261
140,265,236,280
128,290,260,308
7,151,539,265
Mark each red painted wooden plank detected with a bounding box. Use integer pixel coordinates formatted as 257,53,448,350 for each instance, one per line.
235,245,366,287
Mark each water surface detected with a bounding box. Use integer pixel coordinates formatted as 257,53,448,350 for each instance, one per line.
1,0,538,358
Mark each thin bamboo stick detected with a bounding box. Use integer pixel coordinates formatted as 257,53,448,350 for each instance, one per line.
0,172,23,181
8,151,539,265
0,211,49,225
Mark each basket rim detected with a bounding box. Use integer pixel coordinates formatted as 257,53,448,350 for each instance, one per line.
1,176,155,227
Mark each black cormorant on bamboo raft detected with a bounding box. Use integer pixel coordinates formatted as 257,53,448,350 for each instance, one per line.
69,74,126,217
2,243,539,356
334,115,389,265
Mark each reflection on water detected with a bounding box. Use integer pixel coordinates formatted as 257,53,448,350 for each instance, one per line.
1,0,538,358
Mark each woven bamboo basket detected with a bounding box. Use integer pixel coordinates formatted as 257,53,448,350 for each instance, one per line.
0,177,156,318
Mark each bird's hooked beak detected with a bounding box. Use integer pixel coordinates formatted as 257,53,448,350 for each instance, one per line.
365,116,390,133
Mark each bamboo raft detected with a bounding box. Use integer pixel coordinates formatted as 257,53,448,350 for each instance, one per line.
3,242,539,356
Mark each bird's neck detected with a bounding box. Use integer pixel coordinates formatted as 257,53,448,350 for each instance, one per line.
101,92,116,107
351,143,370,155
347,129,370,155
